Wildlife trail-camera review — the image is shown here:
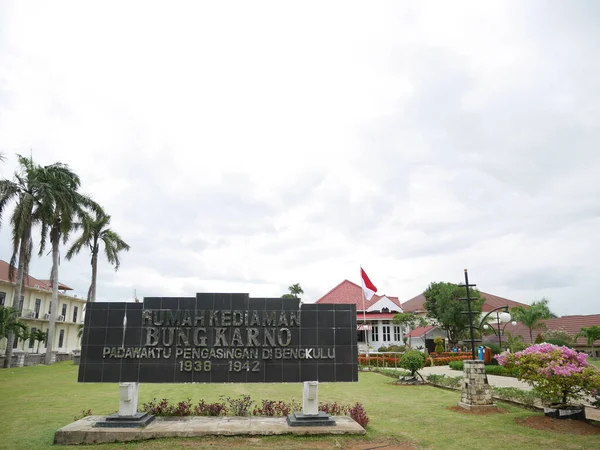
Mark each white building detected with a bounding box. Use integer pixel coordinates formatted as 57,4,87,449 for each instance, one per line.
316,280,406,352
0,259,86,358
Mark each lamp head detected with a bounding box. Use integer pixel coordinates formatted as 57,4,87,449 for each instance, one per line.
498,311,512,323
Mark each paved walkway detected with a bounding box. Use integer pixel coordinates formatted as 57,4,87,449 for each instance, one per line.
419,365,533,390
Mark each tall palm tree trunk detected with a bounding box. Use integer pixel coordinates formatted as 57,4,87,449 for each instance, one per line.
3,224,31,368
44,237,60,365
89,249,98,303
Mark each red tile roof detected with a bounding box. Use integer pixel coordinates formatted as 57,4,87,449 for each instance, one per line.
401,291,528,314
505,314,600,346
0,260,72,293
316,280,402,310
406,325,437,338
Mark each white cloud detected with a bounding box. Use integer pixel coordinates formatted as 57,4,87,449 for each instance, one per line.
1,0,599,316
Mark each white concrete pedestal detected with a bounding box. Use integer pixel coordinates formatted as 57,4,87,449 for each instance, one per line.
302,381,319,415
119,382,139,416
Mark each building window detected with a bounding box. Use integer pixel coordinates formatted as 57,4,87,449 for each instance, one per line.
0,291,5,306
18,296,24,312
382,325,391,342
394,326,402,341
382,307,389,313
371,325,379,342
34,299,41,319
73,306,78,323
58,329,65,348
13,336,19,348
48,303,51,314
29,328,37,348
61,304,67,318
43,329,49,348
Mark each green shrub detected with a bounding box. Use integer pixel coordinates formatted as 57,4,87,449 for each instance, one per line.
492,387,540,408
449,361,464,371
486,343,502,355
543,338,573,348
433,336,445,353
399,350,427,376
426,374,462,389
484,365,518,377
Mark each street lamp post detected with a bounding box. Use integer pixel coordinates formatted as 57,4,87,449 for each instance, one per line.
479,306,515,350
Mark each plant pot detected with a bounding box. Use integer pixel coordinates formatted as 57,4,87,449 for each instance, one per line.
543,404,585,420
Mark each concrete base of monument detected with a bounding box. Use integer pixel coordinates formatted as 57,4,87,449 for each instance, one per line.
457,402,498,411
54,415,365,445
287,412,336,427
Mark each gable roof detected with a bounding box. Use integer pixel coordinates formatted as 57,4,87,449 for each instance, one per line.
406,325,437,338
501,314,600,346
401,291,528,314
0,260,73,293
316,279,402,310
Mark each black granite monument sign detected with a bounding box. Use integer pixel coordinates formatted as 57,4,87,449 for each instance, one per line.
78,293,358,383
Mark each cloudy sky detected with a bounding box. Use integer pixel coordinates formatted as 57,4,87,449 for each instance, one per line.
0,1,599,316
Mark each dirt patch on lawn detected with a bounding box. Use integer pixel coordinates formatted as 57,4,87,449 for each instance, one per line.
447,405,507,415
515,416,600,435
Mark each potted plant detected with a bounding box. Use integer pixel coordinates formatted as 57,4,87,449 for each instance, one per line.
496,343,600,420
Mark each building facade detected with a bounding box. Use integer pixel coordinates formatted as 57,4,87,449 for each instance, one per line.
316,280,406,352
0,260,86,357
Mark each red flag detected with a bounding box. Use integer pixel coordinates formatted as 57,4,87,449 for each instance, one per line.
360,267,377,301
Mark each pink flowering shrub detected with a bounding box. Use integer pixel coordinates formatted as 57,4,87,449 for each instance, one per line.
495,343,600,405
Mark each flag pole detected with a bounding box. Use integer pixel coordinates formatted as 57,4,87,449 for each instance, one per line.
362,287,368,355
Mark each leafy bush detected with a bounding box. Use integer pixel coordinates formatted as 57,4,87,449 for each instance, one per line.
449,361,464,371
543,328,576,347
221,394,254,416
73,409,92,421
253,400,301,417
319,401,348,416
544,338,573,348
349,403,369,428
484,365,518,377
194,400,227,416
492,387,539,408
399,350,426,375
496,344,600,405
426,374,462,389
486,343,502,355
143,398,175,415
141,396,368,425
434,336,445,353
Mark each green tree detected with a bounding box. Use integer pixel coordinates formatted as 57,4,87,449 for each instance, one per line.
511,298,555,344
37,163,100,365
392,313,418,348
66,210,130,303
282,283,304,299
577,325,600,358
0,306,27,343
423,282,484,347
31,328,47,353
0,155,56,367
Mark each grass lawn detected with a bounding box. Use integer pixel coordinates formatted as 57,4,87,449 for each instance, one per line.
589,358,600,369
1,362,599,450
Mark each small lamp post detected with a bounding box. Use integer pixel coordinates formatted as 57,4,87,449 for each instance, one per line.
479,307,516,350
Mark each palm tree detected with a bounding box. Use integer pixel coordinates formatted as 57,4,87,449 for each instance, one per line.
31,328,47,353
0,306,27,344
37,163,100,365
511,298,554,344
0,155,52,367
282,283,304,299
66,210,130,303
577,325,600,358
